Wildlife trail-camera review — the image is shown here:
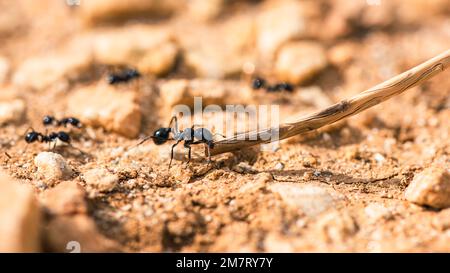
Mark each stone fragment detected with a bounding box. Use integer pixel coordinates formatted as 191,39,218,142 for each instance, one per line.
42,181,87,215
405,167,450,209
270,183,343,217
0,99,26,125
34,152,73,184
44,215,120,252
92,25,178,76
158,79,252,118
67,84,142,138
13,46,92,90
275,41,328,85
83,168,119,193
256,1,313,62
315,210,358,244
0,172,41,252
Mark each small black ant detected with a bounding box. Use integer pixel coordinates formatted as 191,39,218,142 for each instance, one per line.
25,128,71,148
43,115,82,128
107,68,141,85
136,116,222,169
24,128,86,154
251,77,294,93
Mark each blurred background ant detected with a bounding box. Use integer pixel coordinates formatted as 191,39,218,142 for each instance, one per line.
251,77,294,93
43,115,82,128
107,67,141,85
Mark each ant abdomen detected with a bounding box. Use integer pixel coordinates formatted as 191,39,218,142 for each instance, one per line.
193,128,213,142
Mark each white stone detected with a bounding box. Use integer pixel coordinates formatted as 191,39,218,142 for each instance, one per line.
34,152,73,184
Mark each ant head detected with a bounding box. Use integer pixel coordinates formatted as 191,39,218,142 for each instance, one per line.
43,115,55,126
25,132,39,143
57,131,70,143
252,77,266,90
152,127,171,145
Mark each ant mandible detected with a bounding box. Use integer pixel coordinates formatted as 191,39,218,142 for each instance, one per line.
43,115,82,128
136,116,221,169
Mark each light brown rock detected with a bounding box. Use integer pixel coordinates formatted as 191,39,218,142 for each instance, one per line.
42,181,87,215
270,183,343,217
67,84,142,138
256,1,316,63
405,167,450,209
136,42,178,76
44,215,120,252
179,15,255,78
328,42,357,67
0,99,26,125
13,45,92,90
0,172,41,252
158,79,252,118
92,25,178,76
187,0,224,22
275,41,328,85
34,152,73,184
83,168,119,193
315,210,358,244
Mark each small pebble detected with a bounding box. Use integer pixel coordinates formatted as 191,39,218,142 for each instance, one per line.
83,168,119,193
405,167,450,209
34,152,73,184
274,162,284,171
0,99,26,125
374,153,386,164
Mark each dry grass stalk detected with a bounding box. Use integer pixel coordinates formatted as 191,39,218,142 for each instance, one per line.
208,49,450,156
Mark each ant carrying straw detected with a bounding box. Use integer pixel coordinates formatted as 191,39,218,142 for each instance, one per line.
135,116,223,169
107,68,141,85
43,115,82,128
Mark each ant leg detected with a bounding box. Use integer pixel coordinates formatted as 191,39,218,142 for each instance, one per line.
169,140,182,169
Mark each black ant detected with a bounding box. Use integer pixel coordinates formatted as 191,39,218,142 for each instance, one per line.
43,115,82,128
25,128,71,148
107,68,141,85
136,116,223,169
24,128,86,154
267,82,294,92
251,77,294,92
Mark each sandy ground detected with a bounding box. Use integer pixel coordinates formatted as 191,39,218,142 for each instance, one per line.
0,0,449,252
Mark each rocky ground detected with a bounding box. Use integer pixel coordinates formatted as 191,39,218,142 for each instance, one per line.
0,0,449,252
